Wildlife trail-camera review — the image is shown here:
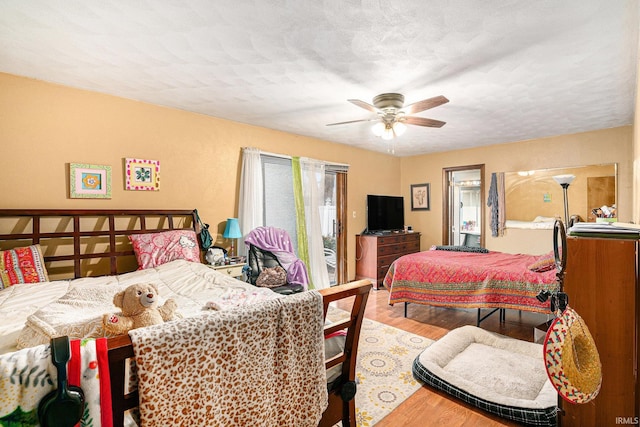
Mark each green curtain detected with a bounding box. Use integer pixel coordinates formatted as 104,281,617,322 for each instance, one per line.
291,157,313,288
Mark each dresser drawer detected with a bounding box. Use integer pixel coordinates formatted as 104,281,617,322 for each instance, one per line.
377,235,404,245
399,240,420,254
377,233,420,246
377,253,402,269
377,240,420,257
377,265,392,280
377,244,405,256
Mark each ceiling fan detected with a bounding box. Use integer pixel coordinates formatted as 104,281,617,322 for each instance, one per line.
327,93,449,140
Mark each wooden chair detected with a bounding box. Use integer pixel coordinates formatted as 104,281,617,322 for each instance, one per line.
318,280,372,427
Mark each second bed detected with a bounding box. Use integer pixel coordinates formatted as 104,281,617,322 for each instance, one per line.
384,248,559,323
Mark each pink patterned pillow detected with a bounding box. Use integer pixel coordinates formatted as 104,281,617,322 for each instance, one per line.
129,230,200,269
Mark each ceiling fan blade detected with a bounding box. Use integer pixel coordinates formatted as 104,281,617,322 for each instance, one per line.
326,118,377,126
404,95,449,114
348,99,380,113
403,116,446,128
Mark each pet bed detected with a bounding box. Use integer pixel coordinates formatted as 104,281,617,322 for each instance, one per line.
413,325,557,426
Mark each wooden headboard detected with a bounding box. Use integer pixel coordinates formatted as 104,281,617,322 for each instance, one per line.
0,209,198,280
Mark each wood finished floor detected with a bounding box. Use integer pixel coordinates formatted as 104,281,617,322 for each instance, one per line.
336,286,552,427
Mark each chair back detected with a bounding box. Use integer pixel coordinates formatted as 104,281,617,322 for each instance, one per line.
244,226,310,290
247,245,283,285
318,280,372,427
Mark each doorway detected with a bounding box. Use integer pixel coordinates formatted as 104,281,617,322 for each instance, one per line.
442,165,485,247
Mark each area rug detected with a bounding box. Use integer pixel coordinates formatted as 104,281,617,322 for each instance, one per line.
327,307,433,427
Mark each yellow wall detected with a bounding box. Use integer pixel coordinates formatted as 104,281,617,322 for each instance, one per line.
400,126,633,254
1,72,635,274
0,72,401,280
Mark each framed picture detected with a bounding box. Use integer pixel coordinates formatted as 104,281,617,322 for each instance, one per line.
125,158,160,191
411,183,430,211
69,163,112,199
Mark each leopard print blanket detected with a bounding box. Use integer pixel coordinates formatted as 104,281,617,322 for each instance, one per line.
129,290,327,426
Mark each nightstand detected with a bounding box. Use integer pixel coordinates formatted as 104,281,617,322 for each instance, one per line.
206,263,246,280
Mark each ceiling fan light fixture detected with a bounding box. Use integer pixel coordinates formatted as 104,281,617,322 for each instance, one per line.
331,92,448,141
371,122,386,137
381,126,394,140
392,121,407,136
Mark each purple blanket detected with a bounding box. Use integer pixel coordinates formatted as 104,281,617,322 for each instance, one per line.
245,227,310,289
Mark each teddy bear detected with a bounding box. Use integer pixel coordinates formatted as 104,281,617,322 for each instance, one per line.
102,283,177,335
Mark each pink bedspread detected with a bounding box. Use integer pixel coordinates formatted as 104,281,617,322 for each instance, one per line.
385,250,559,313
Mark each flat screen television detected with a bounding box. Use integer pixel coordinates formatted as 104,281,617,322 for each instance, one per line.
366,194,405,233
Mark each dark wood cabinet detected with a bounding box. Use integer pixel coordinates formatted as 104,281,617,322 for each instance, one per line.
355,232,420,290
562,237,639,426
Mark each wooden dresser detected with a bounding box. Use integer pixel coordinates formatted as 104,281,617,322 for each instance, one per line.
562,237,639,426
355,232,420,290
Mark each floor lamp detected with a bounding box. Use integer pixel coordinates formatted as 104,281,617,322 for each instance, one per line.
223,218,242,257
552,174,576,226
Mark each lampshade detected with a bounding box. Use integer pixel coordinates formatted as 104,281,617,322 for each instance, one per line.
381,125,394,140
371,122,385,136
553,174,576,186
392,121,407,136
372,121,406,139
223,218,242,239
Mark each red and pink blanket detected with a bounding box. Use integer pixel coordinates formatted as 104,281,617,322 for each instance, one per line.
385,250,558,312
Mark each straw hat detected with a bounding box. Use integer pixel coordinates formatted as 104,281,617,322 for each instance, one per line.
543,306,602,404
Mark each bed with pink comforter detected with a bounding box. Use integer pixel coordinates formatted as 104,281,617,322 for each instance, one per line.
384,249,559,313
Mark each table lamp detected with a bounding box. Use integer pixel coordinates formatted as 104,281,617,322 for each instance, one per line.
223,218,242,257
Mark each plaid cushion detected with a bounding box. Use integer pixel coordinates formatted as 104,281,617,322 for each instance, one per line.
412,357,557,426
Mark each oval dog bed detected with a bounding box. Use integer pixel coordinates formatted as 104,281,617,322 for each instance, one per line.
412,325,557,426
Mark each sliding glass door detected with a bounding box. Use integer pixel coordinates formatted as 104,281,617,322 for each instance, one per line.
261,156,346,286
262,156,298,252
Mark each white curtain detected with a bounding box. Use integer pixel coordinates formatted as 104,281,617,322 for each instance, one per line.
300,158,330,290
238,147,263,256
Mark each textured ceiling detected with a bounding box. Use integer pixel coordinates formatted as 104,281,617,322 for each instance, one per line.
0,1,638,156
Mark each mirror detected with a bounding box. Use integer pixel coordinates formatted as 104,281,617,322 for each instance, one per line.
505,164,617,226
